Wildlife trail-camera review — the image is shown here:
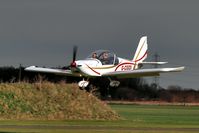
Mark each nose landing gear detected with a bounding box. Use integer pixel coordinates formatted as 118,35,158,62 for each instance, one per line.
78,79,89,88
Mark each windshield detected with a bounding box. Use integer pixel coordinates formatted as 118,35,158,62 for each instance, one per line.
87,50,119,65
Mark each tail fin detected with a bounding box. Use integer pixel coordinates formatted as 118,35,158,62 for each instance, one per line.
133,36,148,63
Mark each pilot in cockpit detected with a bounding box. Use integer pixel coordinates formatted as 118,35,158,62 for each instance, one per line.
101,52,109,65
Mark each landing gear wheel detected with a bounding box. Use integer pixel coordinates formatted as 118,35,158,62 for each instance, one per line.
78,79,89,88
109,80,120,87
78,80,89,88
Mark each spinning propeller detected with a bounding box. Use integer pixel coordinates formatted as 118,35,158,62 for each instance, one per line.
62,45,78,69
70,45,78,67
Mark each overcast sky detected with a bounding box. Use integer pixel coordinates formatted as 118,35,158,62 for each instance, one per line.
0,0,198,89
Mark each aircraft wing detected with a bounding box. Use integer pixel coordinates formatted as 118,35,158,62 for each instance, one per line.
102,67,185,78
25,66,74,76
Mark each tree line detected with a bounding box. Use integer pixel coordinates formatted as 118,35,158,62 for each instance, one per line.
0,66,198,102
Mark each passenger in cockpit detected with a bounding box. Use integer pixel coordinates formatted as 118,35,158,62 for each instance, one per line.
92,52,97,59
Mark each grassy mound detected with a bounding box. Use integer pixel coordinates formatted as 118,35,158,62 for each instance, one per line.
0,82,120,120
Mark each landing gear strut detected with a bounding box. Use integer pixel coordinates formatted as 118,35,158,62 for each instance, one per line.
106,78,120,99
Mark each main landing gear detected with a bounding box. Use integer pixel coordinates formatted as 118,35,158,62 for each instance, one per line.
108,78,120,87
78,78,120,99
106,78,120,99
78,78,120,88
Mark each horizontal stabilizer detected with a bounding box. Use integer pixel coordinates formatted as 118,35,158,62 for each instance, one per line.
140,62,168,65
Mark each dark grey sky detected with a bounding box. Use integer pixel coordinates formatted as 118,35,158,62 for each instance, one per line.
0,0,198,89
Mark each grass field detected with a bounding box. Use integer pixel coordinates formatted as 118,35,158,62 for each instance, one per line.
0,104,199,133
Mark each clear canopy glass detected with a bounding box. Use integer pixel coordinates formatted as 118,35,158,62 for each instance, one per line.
87,50,119,65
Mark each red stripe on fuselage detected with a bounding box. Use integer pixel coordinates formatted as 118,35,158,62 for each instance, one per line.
115,62,135,71
86,64,101,75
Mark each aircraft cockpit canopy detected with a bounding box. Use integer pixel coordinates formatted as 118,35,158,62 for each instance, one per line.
87,50,119,65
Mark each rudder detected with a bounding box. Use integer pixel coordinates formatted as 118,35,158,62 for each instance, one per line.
133,36,148,63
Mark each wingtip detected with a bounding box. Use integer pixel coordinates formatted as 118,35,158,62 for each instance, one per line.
171,66,185,72
25,66,36,71
179,66,185,70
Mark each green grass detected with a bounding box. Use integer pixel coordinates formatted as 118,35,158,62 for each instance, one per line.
0,82,198,132
111,104,199,128
0,82,119,120
0,104,199,132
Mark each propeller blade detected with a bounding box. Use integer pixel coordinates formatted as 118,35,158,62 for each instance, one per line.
64,45,78,69
70,45,78,68
62,65,70,70
73,45,78,62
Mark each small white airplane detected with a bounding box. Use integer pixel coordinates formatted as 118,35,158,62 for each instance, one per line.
25,36,185,88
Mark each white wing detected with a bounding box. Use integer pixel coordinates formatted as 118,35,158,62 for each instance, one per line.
25,66,73,76
102,67,185,78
